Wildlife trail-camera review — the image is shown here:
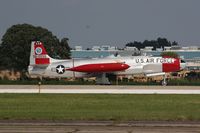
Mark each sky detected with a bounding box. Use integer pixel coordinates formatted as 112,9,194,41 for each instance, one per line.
0,0,200,48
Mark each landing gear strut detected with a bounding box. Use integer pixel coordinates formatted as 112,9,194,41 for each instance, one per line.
96,73,110,85
162,74,167,86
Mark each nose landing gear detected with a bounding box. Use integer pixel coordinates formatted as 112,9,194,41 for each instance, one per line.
161,74,167,86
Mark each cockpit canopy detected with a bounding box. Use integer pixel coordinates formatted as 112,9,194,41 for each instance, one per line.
180,59,186,63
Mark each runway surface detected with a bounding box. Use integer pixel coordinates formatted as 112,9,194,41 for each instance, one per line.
0,85,200,94
0,121,200,133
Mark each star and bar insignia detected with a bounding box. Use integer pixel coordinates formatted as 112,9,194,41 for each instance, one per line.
56,65,65,74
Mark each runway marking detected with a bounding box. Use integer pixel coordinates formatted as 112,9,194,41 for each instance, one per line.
0,85,200,94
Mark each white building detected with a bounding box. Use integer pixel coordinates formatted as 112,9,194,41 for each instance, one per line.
171,46,182,51
74,46,83,51
124,46,138,51
144,47,153,51
164,46,171,51
181,47,189,51
100,45,111,51
109,46,118,51
189,46,199,50
156,48,163,51
92,46,100,51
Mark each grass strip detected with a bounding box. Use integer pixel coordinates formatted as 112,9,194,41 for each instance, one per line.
0,94,199,121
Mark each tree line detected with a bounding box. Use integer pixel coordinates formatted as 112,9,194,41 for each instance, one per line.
125,38,178,50
0,24,71,71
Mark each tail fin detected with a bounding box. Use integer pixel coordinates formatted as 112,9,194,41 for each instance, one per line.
29,41,51,66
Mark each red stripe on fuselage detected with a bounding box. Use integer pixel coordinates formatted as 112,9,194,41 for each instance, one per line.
67,63,130,72
162,58,180,72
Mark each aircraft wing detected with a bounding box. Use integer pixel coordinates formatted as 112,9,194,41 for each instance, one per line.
143,64,165,77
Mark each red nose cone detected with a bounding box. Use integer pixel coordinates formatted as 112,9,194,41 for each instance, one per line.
67,63,130,72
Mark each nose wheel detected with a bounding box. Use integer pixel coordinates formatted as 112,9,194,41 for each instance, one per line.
162,74,167,86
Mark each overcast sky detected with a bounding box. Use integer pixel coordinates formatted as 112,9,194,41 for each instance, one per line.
0,0,200,48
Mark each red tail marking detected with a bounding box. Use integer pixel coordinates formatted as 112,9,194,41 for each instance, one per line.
34,42,47,55
34,41,50,65
35,58,50,64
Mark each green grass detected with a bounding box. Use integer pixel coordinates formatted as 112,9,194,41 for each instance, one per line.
0,94,200,121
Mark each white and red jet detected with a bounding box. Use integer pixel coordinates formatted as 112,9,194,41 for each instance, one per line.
28,41,186,85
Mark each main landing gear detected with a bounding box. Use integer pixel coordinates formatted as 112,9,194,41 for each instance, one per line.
96,73,111,85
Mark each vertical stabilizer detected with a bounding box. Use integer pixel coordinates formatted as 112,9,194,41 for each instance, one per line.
29,41,50,66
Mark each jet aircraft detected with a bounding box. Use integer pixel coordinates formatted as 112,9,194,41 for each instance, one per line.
28,41,186,85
